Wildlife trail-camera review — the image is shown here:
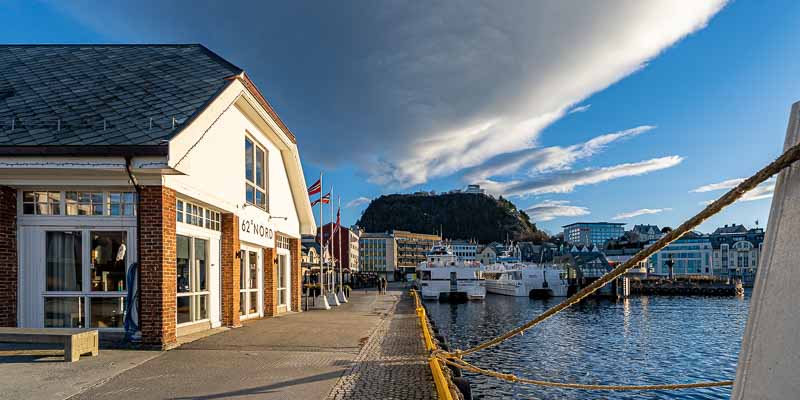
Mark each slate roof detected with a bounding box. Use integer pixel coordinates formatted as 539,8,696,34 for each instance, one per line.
0,44,242,148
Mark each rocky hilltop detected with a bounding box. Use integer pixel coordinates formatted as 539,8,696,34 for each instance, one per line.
356,192,548,243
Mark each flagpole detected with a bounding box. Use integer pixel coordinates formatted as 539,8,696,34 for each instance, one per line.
337,195,347,302
315,172,330,309
328,185,340,306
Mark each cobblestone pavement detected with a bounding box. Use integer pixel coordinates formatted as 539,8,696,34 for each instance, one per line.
326,290,437,400
67,289,404,400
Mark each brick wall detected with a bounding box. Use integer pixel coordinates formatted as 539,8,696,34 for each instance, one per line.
0,186,17,327
290,238,302,312
221,213,241,327
138,186,177,348
263,247,277,316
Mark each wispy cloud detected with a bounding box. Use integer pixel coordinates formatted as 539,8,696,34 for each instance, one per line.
61,1,728,187
462,125,655,182
346,197,371,208
482,155,684,197
525,200,590,222
613,208,672,220
568,104,592,114
692,177,776,203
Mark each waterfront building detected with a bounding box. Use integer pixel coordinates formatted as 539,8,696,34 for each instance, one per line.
0,45,316,347
448,239,478,262
477,245,497,265
709,224,764,286
647,232,714,276
358,233,398,281
393,230,442,278
629,224,663,243
563,222,625,246
518,242,559,263
316,223,361,272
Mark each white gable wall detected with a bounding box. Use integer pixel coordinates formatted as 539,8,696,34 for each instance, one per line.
164,82,302,238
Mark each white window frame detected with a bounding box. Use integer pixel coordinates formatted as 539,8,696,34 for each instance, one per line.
244,134,269,211
239,245,262,319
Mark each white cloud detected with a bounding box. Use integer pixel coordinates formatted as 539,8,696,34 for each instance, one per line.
568,104,592,114
525,200,590,222
692,177,776,203
346,197,371,208
690,178,745,193
462,125,654,182
361,1,727,187
612,208,672,220
58,1,728,186
482,155,684,197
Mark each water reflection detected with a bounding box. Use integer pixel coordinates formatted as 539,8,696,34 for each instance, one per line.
425,292,751,400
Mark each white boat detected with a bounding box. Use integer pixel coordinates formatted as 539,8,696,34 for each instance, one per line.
417,245,486,301
483,263,569,298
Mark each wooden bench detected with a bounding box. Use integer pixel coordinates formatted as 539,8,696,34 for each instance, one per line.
0,328,99,362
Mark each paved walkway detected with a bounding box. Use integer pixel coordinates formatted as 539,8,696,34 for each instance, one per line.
47,287,437,400
326,290,437,400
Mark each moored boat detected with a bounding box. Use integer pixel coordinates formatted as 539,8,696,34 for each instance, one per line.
417,244,486,301
483,263,569,298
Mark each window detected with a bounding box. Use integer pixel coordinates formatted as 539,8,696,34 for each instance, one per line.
44,230,128,329
176,236,209,324
22,191,135,216
245,137,268,210
66,191,104,215
240,250,260,316
23,191,61,215
176,199,221,231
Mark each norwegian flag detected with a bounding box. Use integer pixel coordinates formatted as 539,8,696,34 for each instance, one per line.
310,192,331,207
307,179,321,196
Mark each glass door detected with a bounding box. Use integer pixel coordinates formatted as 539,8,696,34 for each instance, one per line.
277,253,289,308
239,250,261,317
177,235,210,325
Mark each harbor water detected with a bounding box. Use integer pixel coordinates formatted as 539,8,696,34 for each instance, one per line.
425,291,751,399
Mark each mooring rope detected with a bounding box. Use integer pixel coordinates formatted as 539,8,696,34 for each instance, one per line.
437,355,734,390
427,139,800,390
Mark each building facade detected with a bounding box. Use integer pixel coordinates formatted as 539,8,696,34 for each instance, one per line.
648,232,714,276
0,45,315,348
709,225,764,286
563,222,625,246
630,224,662,243
358,233,397,280
317,223,360,272
393,230,441,277
448,240,477,262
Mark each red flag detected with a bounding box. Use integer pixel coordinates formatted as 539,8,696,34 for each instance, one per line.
307,179,321,195
310,192,331,207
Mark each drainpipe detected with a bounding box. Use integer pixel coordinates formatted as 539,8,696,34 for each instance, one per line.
124,156,142,341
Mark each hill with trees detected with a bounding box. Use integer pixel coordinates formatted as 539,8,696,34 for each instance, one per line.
356,192,549,244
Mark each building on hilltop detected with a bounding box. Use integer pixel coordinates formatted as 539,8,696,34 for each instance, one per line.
463,184,486,194
563,222,625,246
709,224,764,286
629,224,663,243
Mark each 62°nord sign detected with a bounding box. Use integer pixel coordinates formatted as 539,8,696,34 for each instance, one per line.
239,207,275,248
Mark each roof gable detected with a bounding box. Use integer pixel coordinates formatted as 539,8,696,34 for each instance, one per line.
0,44,241,147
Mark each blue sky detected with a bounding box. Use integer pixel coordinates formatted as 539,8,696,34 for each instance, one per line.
3,1,798,235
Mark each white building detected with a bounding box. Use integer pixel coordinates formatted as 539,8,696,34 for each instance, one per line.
358,233,397,280
648,232,714,276
0,45,315,347
448,240,477,262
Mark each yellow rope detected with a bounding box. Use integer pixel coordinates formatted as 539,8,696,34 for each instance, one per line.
439,139,800,359
440,357,734,391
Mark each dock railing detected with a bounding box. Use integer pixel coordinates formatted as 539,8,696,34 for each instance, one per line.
411,290,457,400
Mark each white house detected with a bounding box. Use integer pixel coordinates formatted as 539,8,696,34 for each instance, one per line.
0,44,316,348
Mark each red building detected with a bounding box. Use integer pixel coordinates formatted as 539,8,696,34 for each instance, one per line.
317,223,361,272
